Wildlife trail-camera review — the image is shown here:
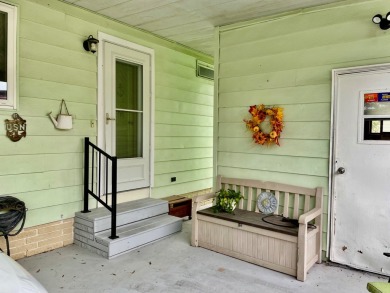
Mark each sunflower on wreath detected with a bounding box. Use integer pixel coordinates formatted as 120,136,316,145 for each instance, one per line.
243,104,284,146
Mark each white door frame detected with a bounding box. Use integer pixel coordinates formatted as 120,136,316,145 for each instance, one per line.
97,32,155,189
329,63,390,258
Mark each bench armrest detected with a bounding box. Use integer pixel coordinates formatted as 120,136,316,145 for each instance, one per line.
298,207,322,224
192,192,216,203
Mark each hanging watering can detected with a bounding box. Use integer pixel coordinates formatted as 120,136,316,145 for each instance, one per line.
48,99,73,130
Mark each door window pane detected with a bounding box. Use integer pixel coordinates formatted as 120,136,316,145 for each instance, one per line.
364,92,390,115
116,61,142,111
115,60,143,158
116,111,143,158
364,118,390,140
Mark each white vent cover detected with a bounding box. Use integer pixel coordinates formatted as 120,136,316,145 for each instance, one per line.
196,60,214,80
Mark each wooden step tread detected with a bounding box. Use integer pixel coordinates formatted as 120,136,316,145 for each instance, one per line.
75,198,167,221
95,214,181,244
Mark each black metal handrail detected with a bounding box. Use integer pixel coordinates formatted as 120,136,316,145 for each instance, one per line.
82,137,118,239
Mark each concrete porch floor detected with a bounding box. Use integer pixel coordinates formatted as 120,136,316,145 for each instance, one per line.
18,220,386,293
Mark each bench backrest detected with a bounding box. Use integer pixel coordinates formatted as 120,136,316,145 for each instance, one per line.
217,176,322,219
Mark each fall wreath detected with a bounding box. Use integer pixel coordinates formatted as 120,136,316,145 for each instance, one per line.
244,104,284,146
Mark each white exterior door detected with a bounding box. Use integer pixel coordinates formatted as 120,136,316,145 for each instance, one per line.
331,65,390,275
103,41,151,192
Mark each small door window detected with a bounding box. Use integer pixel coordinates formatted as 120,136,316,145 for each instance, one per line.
361,92,390,142
364,119,390,140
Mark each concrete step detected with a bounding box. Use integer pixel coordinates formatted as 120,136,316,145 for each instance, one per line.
74,198,168,233
74,214,182,259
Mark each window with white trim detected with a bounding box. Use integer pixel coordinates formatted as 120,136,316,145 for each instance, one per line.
360,91,390,142
0,2,17,109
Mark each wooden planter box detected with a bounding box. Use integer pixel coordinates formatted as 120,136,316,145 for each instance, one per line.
163,195,192,219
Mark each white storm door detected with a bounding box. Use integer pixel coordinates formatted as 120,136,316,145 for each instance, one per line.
104,42,151,191
331,66,390,275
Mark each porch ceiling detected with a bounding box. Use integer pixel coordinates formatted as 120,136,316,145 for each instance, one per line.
62,0,345,56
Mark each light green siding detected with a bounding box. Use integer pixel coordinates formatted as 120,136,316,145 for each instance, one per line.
216,0,390,255
0,0,213,228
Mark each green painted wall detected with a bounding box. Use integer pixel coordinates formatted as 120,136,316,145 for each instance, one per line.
216,0,390,255
0,0,213,228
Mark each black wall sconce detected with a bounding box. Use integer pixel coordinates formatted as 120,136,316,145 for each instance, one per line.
372,13,390,30
83,35,99,53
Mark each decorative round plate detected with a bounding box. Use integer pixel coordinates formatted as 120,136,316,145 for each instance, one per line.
257,192,278,215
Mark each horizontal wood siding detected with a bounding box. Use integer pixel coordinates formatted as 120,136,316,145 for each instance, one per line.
154,48,213,198
0,0,212,228
217,0,390,255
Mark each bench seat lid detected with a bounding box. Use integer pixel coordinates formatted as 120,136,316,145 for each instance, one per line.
198,207,300,236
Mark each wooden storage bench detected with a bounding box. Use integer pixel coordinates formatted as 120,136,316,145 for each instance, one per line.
191,176,323,282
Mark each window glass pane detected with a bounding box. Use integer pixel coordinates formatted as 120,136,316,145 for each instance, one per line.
116,60,142,111
115,59,143,159
364,92,390,115
364,118,390,140
116,111,143,158
0,11,7,100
